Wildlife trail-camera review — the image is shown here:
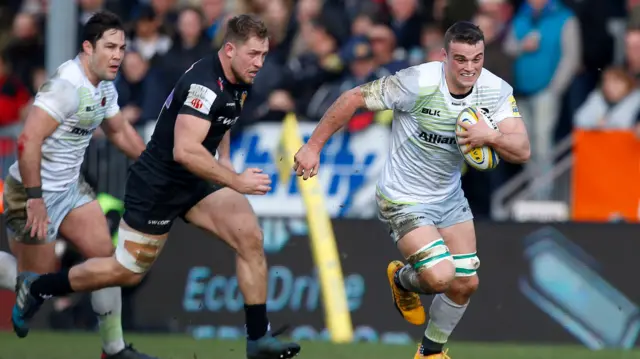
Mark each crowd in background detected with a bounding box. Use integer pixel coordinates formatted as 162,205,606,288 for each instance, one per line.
0,0,639,209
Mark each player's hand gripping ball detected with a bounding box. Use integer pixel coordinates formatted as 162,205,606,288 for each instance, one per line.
455,106,500,171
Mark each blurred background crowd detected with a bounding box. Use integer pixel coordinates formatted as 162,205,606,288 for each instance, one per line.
0,0,638,213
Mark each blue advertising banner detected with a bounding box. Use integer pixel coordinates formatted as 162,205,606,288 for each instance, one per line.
229,123,390,218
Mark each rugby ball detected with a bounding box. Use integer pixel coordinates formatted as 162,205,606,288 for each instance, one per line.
455,106,500,171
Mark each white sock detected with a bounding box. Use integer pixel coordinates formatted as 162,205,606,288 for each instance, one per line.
91,287,126,355
0,251,17,290
424,293,468,344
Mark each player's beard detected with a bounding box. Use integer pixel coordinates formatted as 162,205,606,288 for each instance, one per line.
230,59,252,85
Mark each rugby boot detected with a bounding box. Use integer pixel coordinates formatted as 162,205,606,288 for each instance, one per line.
101,344,159,359
387,260,426,325
12,272,44,338
246,326,301,359
414,345,451,359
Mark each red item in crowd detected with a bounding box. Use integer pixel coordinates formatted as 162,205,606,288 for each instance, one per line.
0,75,30,127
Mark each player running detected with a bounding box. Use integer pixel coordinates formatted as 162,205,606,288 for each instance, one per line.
3,11,155,359
9,14,300,359
293,22,530,358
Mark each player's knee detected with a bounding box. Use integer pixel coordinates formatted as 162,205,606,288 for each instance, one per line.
418,260,455,293
234,225,265,260
83,235,115,258
114,226,165,277
449,252,480,299
408,238,456,293
447,275,479,304
106,258,145,287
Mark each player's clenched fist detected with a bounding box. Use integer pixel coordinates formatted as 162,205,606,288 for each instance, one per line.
293,144,320,180
232,168,272,195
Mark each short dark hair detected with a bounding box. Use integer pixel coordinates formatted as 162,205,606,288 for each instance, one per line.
443,21,484,51
223,14,269,44
81,10,125,48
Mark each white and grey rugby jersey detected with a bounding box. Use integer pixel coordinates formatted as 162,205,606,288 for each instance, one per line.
9,56,120,191
362,61,521,204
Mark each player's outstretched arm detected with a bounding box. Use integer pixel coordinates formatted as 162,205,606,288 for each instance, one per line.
17,106,60,188
101,112,146,159
305,87,367,150
295,71,416,179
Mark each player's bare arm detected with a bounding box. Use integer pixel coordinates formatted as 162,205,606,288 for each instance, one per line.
173,114,270,194
305,87,367,151
173,114,236,185
17,107,60,189
456,115,530,164
101,112,146,159
487,117,530,163
216,131,234,172
295,76,398,179
16,106,60,239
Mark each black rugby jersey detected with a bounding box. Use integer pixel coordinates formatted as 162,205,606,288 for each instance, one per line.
132,54,250,184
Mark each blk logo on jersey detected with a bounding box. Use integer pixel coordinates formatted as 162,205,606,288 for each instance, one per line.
421,108,441,117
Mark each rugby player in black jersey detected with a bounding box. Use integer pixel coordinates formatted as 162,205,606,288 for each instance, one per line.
11,14,301,359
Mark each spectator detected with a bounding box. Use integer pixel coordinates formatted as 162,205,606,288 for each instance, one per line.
388,0,423,52
114,51,166,142
159,6,211,90
0,51,31,140
306,36,388,127
351,11,377,37
626,25,640,81
408,23,444,66
560,0,620,141
574,67,640,130
201,0,228,48
473,11,513,85
3,11,44,94
127,5,173,63
273,17,345,119
504,0,581,200
368,24,409,73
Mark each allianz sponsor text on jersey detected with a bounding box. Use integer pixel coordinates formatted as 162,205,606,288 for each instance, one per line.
230,123,390,218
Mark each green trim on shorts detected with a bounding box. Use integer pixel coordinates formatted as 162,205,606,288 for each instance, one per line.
375,187,419,205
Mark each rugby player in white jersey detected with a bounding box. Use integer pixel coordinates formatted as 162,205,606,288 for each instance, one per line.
0,11,156,359
293,22,531,358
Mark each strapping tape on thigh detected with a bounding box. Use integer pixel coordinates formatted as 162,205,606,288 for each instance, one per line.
115,227,165,274
407,239,453,273
452,253,480,277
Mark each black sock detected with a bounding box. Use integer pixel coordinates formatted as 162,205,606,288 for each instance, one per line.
29,270,73,299
244,304,269,340
394,268,408,291
421,336,444,356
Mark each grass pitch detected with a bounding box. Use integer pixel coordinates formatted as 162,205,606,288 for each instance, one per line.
1,332,640,359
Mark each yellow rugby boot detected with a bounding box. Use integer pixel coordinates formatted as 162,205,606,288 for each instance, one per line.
414,346,450,359
387,260,426,325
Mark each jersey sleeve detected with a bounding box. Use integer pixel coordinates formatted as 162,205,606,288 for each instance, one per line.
33,79,79,123
492,80,522,123
104,82,120,119
360,66,420,112
178,82,221,121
